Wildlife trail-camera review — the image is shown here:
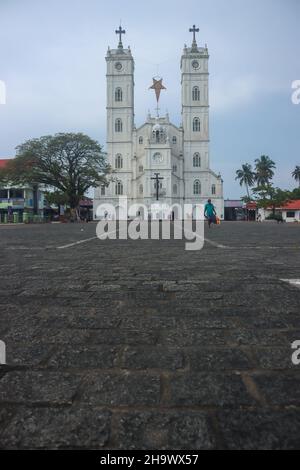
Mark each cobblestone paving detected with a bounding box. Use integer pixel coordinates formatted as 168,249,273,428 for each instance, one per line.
0,221,300,449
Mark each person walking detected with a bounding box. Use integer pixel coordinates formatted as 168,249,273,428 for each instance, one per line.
204,199,217,228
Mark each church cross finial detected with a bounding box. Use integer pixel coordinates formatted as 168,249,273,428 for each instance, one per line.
189,24,199,51
115,25,125,49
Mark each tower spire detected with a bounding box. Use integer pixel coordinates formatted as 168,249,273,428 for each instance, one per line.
115,25,125,49
189,25,199,52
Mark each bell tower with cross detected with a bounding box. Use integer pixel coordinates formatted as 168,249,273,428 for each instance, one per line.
181,25,210,199
105,25,135,200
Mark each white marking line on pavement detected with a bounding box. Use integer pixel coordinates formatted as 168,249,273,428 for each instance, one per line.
57,228,120,249
280,279,300,288
204,237,230,249
57,236,97,249
174,222,230,249
6,246,55,250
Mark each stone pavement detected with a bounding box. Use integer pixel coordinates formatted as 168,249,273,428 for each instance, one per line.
0,221,300,449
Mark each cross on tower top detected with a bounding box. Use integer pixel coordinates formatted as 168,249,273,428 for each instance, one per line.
189,25,199,51
115,25,125,49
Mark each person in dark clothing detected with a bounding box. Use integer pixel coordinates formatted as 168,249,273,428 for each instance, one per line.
204,199,217,228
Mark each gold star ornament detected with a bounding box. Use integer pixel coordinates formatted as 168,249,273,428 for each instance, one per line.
149,78,166,102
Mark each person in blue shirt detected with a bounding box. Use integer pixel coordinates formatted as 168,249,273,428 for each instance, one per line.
204,199,217,228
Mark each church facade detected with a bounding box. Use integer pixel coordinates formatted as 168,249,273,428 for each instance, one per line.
94,26,224,220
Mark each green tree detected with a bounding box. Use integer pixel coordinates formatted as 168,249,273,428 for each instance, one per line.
253,184,289,215
289,187,300,200
254,155,276,186
235,163,255,199
0,133,110,210
292,165,300,187
44,190,69,211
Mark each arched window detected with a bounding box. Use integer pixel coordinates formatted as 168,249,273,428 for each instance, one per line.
172,165,177,173
139,184,143,194
115,154,123,169
193,117,201,132
172,136,177,144
193,180,201,195
193,152,201,167
139,136,143,144
115,87,123,102
211,184,216,195
138,165,143,173
101,186,105,196
192,86,200,101
115,118,123,132
115,181,123,195
173,184,177,195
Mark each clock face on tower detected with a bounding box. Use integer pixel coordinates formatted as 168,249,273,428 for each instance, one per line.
115,62,122,71
192,60,199,69
153,152,163,164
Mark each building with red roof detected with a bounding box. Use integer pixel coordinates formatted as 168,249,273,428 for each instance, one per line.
259,200,300,223
0,158,10,169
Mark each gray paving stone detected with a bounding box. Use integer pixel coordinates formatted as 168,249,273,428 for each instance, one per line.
81,372,160,406
0,371,82,404
5,342,53,366
159,328,229,347
120,346,184,370
187,348,252,371
174,315,236,329
253,347,295,370
88,329,158,345
115,411,216,449
252,372,300,405
217,410,300,449
0,407,111,449
229,329,287,346
37,311,121,329
120,316,175,329
48,345,119,368
168,372,255,406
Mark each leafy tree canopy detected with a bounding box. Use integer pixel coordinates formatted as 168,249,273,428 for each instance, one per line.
0,133,110,208
252,184,290,213
254,155,276,186
235,163,255,199
292,165,300,187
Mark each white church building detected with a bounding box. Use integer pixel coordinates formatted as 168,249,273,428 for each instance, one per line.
94,26,224,220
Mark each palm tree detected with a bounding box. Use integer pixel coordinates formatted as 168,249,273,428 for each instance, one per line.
235,163,255,199
292,165,300,187
254,155,276,186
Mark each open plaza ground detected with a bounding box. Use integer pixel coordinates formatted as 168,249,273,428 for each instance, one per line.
0,221,300,449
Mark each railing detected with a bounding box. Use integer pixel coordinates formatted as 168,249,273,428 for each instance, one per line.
0,198,25,203
150,136,167,144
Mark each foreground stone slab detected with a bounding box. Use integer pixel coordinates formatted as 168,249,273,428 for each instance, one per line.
114,411,216,450
0,371,82,405
0,407,111,449
217,410,300,450
167,372,256,407
81,372,160,406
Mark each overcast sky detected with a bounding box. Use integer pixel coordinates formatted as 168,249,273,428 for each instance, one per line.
0,0,299,197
